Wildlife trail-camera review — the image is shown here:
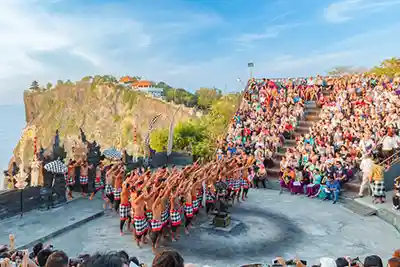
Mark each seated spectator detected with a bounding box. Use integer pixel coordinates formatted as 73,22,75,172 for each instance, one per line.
325,176,340,204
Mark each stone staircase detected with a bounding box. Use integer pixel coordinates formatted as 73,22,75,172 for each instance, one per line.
267,101,321,183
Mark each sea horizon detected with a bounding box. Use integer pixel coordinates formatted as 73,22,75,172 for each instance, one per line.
0,104,26,171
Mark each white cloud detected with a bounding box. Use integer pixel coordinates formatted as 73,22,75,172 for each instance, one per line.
324,0,400,23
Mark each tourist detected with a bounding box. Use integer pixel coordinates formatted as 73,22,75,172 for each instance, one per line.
370,162,386,204
152,250,184,267
325,176,340,204
358,154,374,197
44,251,68,267
392,176,400,210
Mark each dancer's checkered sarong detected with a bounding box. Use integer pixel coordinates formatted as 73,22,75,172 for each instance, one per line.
113,188,122,200
146,210,153,221
150,219,163,232
105,184,113,195
134,215,149,235
65,174,75,186
80,176,88,185
161,209,170,226
192,199,199,212
170,209,181,226
119,204,131,220
184,203,194,218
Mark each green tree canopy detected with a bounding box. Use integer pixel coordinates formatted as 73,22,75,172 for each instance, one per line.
370,57,400,77
195,87,222,110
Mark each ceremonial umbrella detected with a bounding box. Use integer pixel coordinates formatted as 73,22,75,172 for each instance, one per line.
103,147,122,160
44,159,68,174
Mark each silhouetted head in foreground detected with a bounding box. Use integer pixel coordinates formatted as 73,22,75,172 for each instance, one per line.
152,250,184,267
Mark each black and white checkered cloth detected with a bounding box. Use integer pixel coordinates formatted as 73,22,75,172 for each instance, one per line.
170,210,181,226
372,181,386,197
134,216,149,235
103,147,122,160
119,204,131,220
44,160,67,174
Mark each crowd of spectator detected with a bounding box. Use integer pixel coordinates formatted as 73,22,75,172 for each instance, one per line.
1,234,399,267
281,74,400,204
218,74,400,209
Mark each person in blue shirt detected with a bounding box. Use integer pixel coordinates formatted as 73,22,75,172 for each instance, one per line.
325,176,340,204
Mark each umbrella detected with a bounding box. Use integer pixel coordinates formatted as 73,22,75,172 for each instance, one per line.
103,147,122,160
44,160,67,174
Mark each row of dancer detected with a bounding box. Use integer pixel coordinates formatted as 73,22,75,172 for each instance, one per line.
91,155,255,253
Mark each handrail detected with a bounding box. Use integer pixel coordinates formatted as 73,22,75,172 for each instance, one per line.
379,149,400,167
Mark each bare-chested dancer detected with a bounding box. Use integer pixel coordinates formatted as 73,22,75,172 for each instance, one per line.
169,181,183,242
89,162,105,200
66,159,78,200
150,186,169,253
104,164,118,209
113,166,124,212
119,181,132,235
78,160,93,197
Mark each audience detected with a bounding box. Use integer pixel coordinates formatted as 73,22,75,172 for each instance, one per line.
219,74,400,208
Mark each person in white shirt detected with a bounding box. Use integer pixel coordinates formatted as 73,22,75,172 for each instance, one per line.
358,154,374,197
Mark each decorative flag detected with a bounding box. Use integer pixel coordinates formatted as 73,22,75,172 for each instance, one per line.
33,136,37,160
167,107,180,156
144,114,162,156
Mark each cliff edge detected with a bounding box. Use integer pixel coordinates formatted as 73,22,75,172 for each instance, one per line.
14,80,195,165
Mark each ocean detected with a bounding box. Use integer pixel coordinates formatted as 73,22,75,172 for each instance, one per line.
0,104,26,173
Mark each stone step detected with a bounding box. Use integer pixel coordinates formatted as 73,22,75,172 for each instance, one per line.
305,110,319,116
304,101,317,108
304,114,319,121
294,126,310,134
284,139,297,145
298,120,314,127
343,181,361,193
341,199,377,217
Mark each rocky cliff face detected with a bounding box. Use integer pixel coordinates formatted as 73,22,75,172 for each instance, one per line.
14,81,195,165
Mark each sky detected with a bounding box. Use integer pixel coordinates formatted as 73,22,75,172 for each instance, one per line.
0,0,400,104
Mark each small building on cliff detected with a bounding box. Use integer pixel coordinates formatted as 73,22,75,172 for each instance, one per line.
132,80,164,99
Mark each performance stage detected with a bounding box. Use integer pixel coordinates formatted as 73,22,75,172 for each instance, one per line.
0,172,67,220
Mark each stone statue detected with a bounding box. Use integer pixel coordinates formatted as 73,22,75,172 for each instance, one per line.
30,159,41,187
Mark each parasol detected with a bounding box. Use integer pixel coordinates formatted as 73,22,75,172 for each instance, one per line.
103,147,122,160
44,160,67,174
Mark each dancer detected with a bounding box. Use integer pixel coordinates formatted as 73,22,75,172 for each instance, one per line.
113,166,124,212
241,167,250,201
169,181,183,241
119,181,131,235
151,186,170,253
89,162,105,200
205,185,216,214
66,160,78,200
78,160,93,197
103,164,117,209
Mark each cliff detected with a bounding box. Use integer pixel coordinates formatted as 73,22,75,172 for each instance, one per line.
14,80,196,166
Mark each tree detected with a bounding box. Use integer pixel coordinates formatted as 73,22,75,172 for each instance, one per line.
195,87,222,110
370,57,400,77
46,82,53,90
56,80,64,86
81,76,93,82
327,66,364,76
150,128,169,152
65,79,74,85
29,81,40,91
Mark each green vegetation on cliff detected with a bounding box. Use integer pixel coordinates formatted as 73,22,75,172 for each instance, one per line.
150,93,241,160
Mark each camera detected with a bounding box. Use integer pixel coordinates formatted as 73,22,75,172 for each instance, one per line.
69,258,84,267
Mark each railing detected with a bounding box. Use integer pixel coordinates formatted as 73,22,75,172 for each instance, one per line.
380,149,400,168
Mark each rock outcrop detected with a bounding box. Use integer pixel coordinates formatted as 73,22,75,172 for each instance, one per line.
13,81,195,166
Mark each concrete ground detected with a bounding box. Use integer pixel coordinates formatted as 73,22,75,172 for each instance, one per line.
39,189,399,267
